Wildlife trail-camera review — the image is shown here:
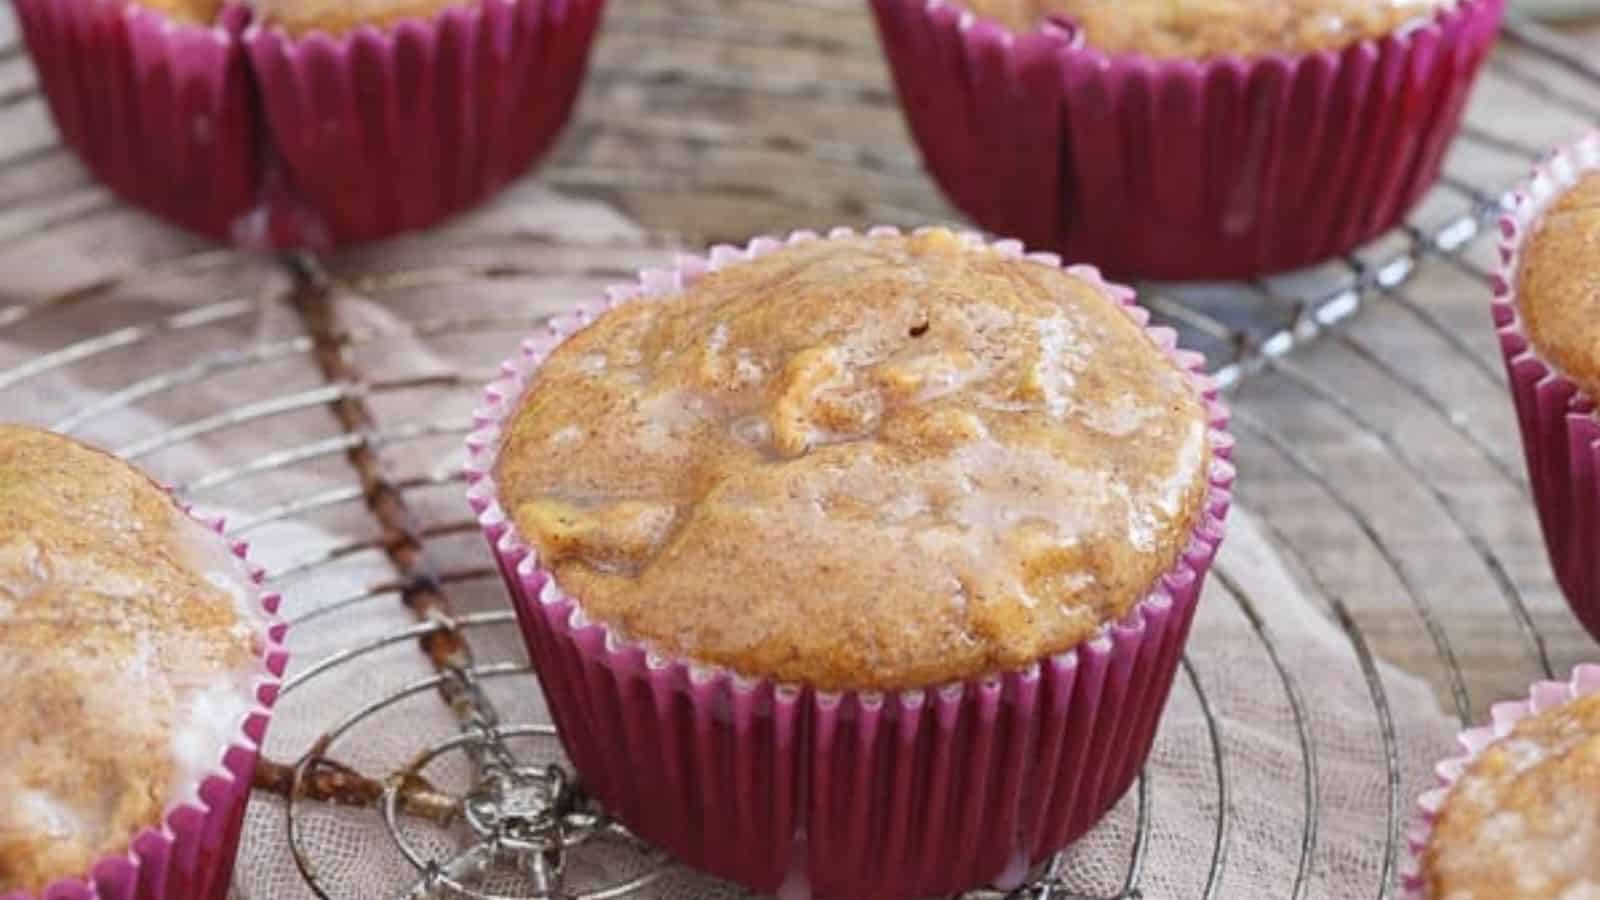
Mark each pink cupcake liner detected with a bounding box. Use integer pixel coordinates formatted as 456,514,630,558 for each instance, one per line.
868,0,1505,280
14,0,605,249
242,0,606,247
12,0,261,242
464,227,1236,900
1402,663,1600,898
0,509,288,900
1494,131,1600,643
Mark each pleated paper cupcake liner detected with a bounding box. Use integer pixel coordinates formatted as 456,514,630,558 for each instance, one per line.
1402,663,1600,899
13,0,262,243
465,227,1236,900
15,0,606,248
1495,130,1600,643
243,0,606,246
0,510,288,900
868,0,1504,280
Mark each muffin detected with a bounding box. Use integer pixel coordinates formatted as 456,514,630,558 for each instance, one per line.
1407,665,1600,899
0,425,284,900
868,0,1504,279
467,227,1234,899
12,0,260,243
1495,133,1600,643
133,0,224,23
13,0,607,248
963,0,1457,57
250,0,461,35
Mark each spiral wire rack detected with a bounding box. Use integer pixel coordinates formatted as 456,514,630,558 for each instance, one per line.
3,0,1600,897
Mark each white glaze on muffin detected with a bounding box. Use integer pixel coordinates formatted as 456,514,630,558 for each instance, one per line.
1421,691,1600,900
0,425,267,893
494,229,1212,692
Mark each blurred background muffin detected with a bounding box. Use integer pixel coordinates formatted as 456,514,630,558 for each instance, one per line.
242,0,608,247
12,0,260,244
12,0,608,248
869,0,1504,279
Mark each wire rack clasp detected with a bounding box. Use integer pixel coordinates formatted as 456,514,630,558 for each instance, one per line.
460,763,605,898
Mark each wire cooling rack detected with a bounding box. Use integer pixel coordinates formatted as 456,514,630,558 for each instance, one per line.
2,1,1600,897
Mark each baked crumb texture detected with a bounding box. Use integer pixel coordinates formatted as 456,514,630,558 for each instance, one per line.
1422,691,1600,900
1513,169,1600,404
495,229,1212,692
0,425,261,894
248,0,469,36
125,0,468,34
132,0,223,24
963,0,1455,58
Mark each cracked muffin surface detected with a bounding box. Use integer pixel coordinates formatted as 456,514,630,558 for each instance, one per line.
495,229,1212,691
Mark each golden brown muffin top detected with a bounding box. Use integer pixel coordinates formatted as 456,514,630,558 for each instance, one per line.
1516,170,1600,402
133,0,223,24
253,0,470,36
1421,691,1600,900
0,425,263,894
495,230,1213,692
963,0,1455,58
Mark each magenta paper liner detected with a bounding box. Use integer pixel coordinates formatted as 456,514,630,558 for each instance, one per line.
242,0,606,247
1494,131,1600,644
464,227,1236,900
12,0,261,243
1402,663,1600,898
0,509,288,900
868,0,1504,280
16,0,604,249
